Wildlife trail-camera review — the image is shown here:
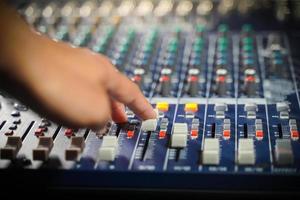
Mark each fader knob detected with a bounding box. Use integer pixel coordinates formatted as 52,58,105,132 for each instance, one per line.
141,119,158,132
267,33,281,50
202,138,220,165
243,68,256,96
214,102,227,118
275,139,294,165
98,136,118,161
132,68,145,88
276,102,290,119
0,136,22,160
238,138,255,165
215,68,227,96
244,102,257,118
158,68,172,97
65,136,85,161
32,137,53,161
241,24,253,37
186,68,200,97
171,123,188,148
218,24,228,37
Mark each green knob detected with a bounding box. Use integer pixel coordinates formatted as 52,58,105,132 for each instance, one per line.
243,44,253,52
145,39,154,46
119,45,128,53
169,38,178,46
93,44,105,53
242,24,253,32
218,24,228,33
218,37,228,46
125,30,135,42
143,45,152,53
106,26,113,34
193,45,203,53
194,38,204,46
168,45,177,53
217,44,227,52
150,29,158,39
98,39,107,47
196,24,205,33
242,37,253,44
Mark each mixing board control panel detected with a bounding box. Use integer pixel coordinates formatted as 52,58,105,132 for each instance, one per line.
1,0,300,192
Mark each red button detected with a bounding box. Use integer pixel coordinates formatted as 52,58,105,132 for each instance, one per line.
160,75,170,82
245,75,255,82
65,129,74,137
35,128,44,137
223,130,230,139
159,130,166,138
291,130,299,139
256,130,264,139
39,127,47,132
188,75,198,82
217,75,226,83
127,130,134,138
132,75,142,83
191,130,198,137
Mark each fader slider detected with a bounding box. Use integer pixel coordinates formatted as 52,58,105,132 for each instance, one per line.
65,136,85,161
141,119,158,132
98,136,118,161
141,109,159,131
32,136,54,161
0,136,22,160
238,138,255,165
171,123,188,147
202,138,220,165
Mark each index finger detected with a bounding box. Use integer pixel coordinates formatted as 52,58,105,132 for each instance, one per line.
104,64,156,120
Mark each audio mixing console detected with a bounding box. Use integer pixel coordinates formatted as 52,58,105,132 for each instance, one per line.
1,0,300,194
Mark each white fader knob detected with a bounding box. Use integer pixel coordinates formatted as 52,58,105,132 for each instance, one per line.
141,119,158,132
238,138,255,165
171,123,188,148
276,102,290,119
140,109,159,132
244,103,257,119
98,136,118,161
214,103,227,118
202,138,220,165
275,139,294,165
